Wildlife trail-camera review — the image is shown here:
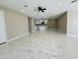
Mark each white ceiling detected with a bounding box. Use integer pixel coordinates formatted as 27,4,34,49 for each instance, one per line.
0,0,74,19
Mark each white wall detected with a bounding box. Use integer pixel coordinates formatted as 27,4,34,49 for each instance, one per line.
48,20,56,29
56,12,67,33
31,19,38,32
67,2,78,37
0,5,29,40
31,19,36,32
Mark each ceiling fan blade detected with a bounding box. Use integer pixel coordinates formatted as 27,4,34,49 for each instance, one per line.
43,8,46,10
41,10,44,12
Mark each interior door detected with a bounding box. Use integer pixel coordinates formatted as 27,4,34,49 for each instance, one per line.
0,10,7,43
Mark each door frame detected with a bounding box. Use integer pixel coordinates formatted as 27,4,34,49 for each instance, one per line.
0,10,7,43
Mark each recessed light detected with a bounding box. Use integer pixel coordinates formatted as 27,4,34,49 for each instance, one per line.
22,9,25,12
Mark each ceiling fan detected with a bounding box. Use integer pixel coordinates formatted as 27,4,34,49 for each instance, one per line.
35,7,46,13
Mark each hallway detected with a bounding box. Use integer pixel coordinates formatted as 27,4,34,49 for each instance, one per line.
0,31,78,59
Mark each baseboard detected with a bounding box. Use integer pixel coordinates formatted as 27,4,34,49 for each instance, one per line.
7,33,29,42
0,42,6,45
67,34,78,38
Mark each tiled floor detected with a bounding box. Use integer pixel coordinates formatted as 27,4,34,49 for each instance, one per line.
0,31,78,59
